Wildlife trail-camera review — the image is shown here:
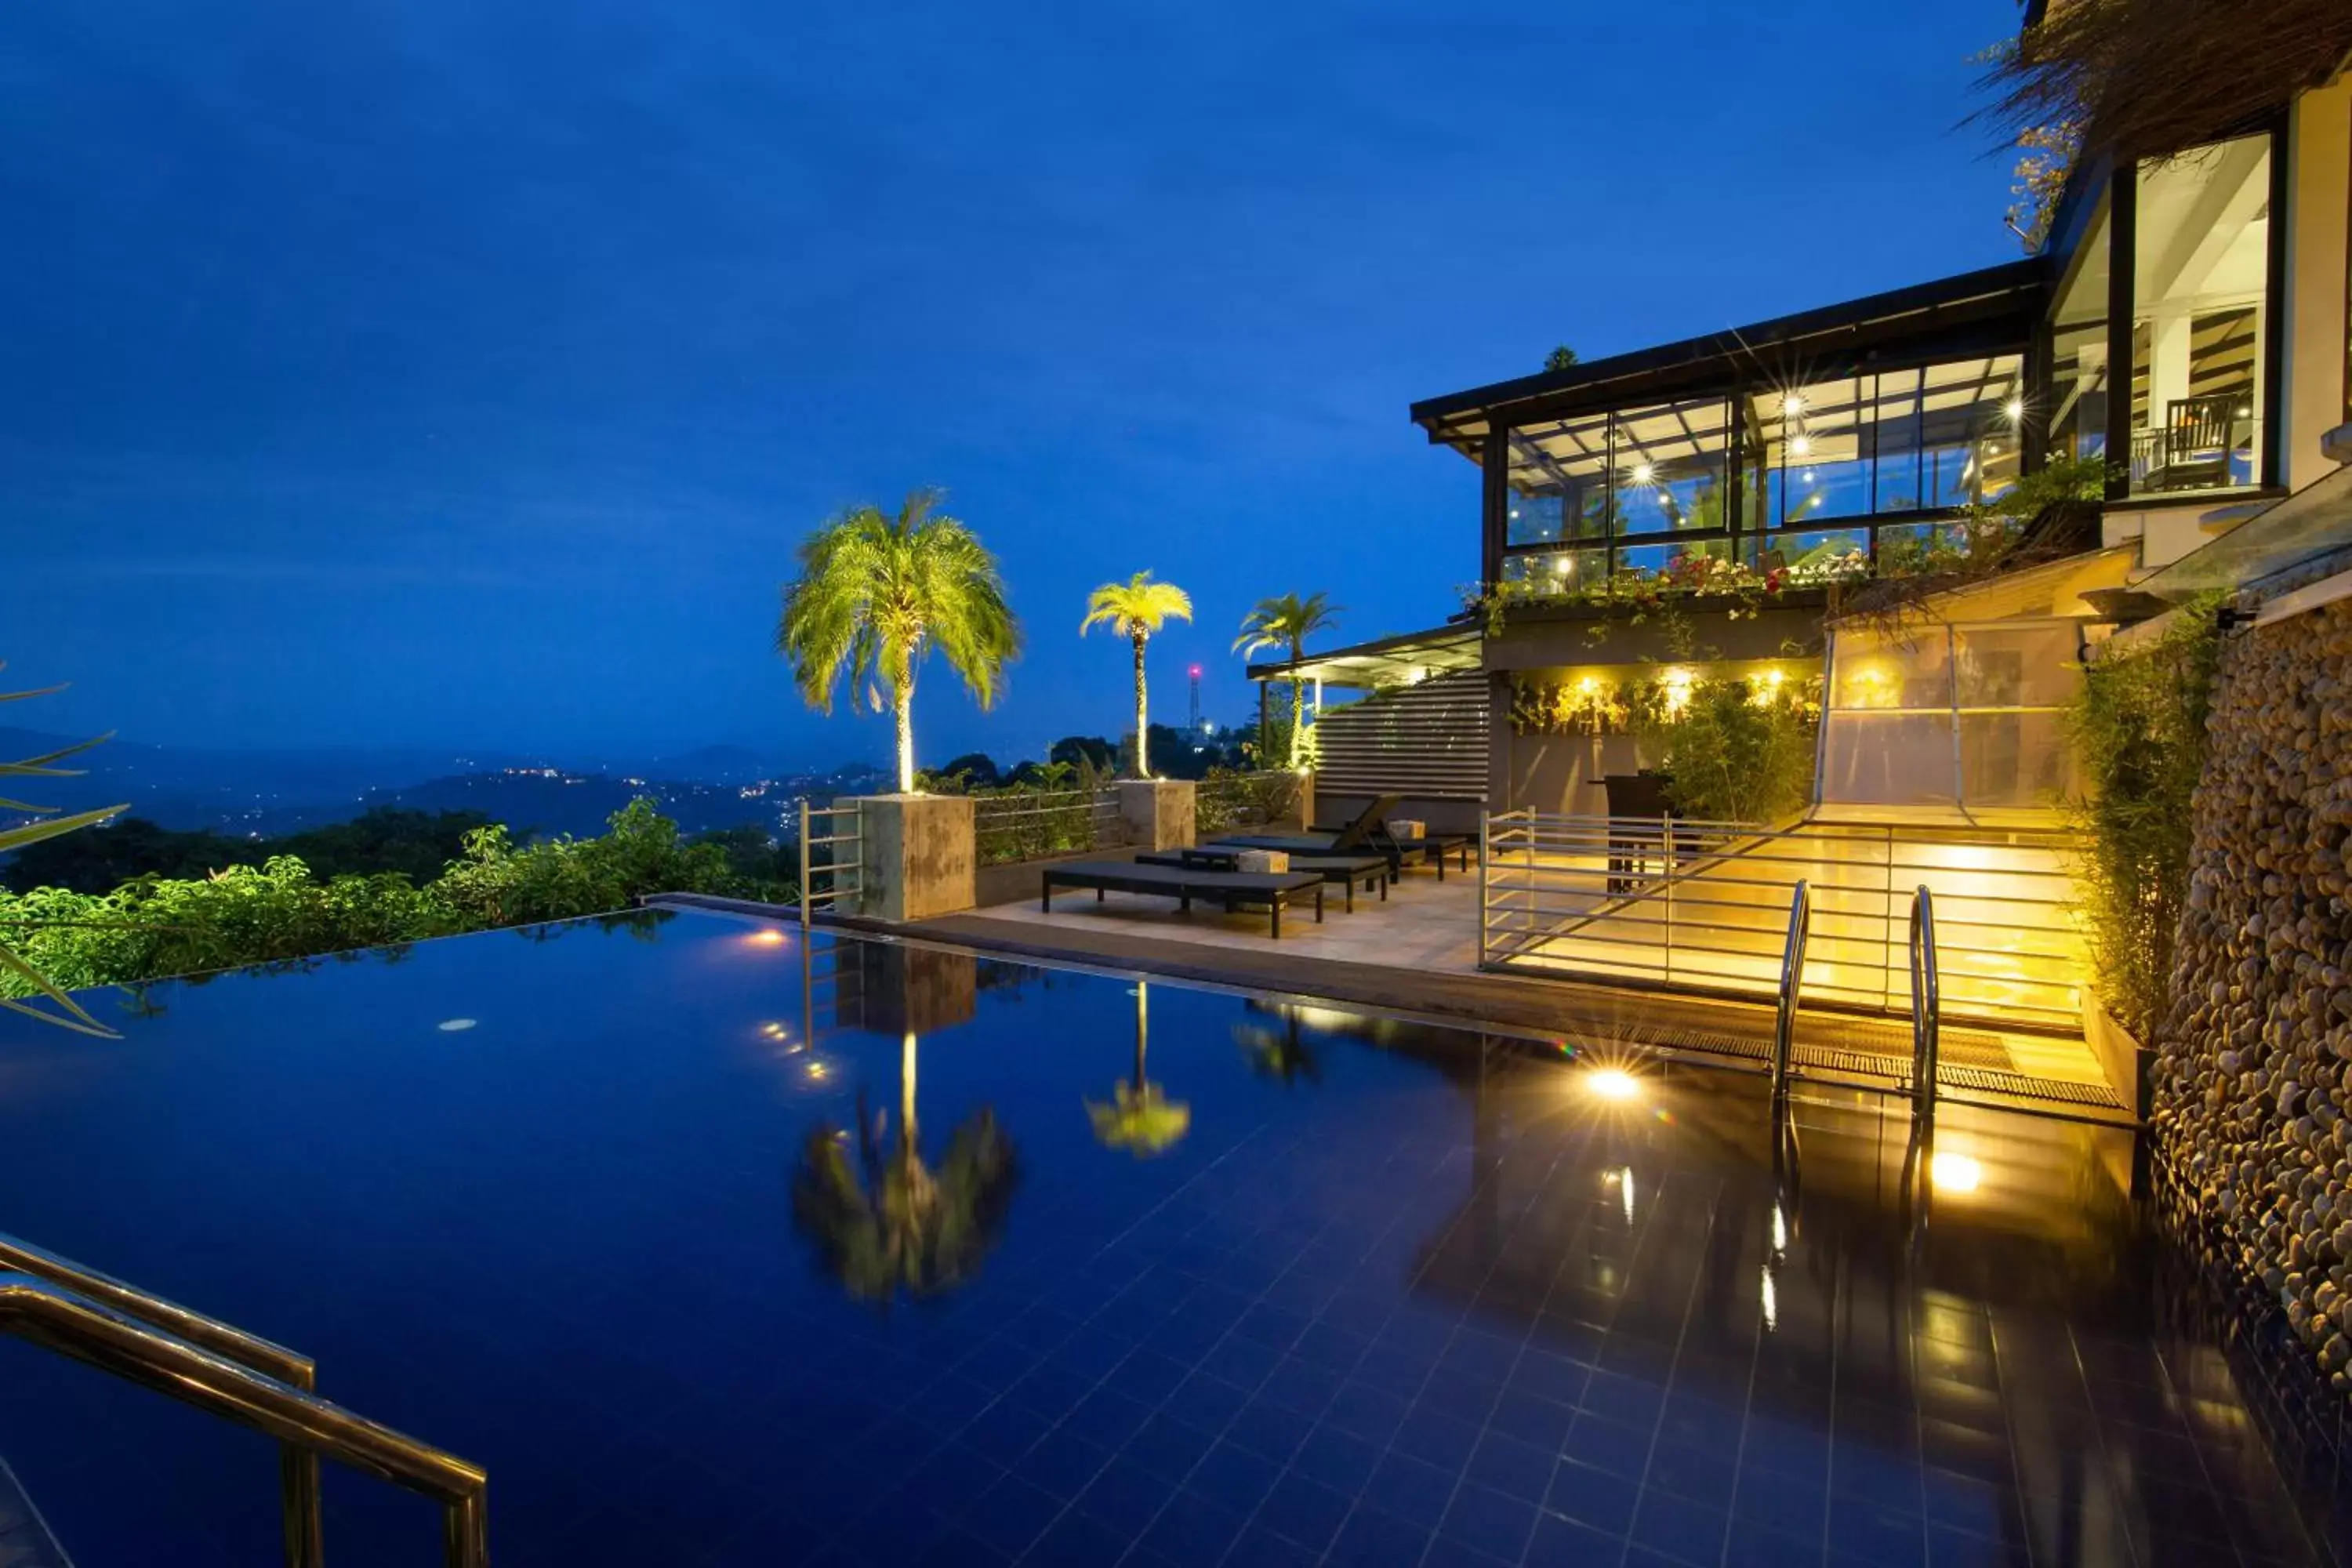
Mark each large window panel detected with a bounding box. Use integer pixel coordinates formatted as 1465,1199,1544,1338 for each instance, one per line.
1919,358,2024,509
1612,397,1732,536
1504,412,1610,547
2128,133,2271,495
1751,378,1868,527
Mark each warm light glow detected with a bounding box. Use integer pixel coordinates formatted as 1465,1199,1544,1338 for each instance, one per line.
1788,434,1813,457
1630,461,1656,485
1586,1067,1641,1102
1760,1265,1779,1331
1929,1150,1982,1192
1619,1167,1636,1223
2003,397,2024,421
1750,667,1786,706
804,1059,832,1082
745,929,787,948
1769,1203,1788,1257
1781,394,1804,416
1661,670,1693,718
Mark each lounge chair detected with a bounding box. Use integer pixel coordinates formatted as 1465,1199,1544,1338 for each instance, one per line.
1214,791,1477,880
1040,861,1325,938
1135,848,1388,911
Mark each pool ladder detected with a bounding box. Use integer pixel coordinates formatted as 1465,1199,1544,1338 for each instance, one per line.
0,1230,487,1567
1769,881,1941,1127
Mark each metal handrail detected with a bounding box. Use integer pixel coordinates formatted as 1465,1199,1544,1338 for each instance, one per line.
0,1272,486,1567
1772,880,1809,1104
0,1230,325,1565
1909,884,1940,1123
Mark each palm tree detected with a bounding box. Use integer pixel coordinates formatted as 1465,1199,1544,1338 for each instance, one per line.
775,490,1022,793
1086,982,1190,1157
1232,592,1341,769
793,1029,1019,1302
0,666,125,1036
1080,572,1193,779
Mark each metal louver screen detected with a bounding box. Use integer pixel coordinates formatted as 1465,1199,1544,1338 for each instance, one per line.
1315,671,1489,800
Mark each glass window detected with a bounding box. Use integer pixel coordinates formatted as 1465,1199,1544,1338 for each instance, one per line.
1614,537,1733,579
1504,413,1609,547
1611,397,1732,536
1499,547,1606,590
2050,324,2111,464
1748,528,1869,583
2128,133,2271,495
1917,358,2024,509
1750,378,1868,528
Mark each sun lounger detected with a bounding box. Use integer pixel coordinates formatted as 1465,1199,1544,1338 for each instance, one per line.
1134,848,1388,911
1212,828,1477,880
1040,861,1325,938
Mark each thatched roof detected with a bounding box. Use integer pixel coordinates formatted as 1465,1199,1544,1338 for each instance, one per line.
1983,0,2352,164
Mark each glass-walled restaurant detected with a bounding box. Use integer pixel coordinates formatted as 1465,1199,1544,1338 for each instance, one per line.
1424,120,2294,599
1497,356,2028,590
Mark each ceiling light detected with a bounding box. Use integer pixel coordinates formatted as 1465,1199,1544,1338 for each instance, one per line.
1586,1068,1641,1102
1783,394,1805,416
1630,462,1656,485
2004,397,2024,420
1789,435,1813,456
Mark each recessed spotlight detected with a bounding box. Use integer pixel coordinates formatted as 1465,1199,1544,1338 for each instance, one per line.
1586,1068,1641,1102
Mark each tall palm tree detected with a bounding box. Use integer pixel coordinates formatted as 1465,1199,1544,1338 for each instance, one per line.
775,490,1022,793
1232,591,1341,769
1080,572,1193,780
793,1029,1019,1302
1086,981,1190,1157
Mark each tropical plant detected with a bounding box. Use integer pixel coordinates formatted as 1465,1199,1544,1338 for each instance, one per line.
1086,981,1189,1157
1233,592,1341,770
1545,346,1581,372
2064,596,2222,1038
775,490,1022,793
1235,1012,1321,1087
1628,676,1820,824
792,1030,1018,1302
0,669,127,1035
0,798,779,1005
1080,571,1193,779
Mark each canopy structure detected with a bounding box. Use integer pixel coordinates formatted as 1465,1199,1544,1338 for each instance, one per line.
1243,623,1482,692
2138,461,2352,599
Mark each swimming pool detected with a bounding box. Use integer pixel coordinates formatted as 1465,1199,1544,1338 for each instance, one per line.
0,909,2339,1566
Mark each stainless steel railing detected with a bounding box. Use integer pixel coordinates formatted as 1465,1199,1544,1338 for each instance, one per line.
1909,884,1941,1123
797,797,865,927
1771,880,1809,1105
1479,810,2085,1033
971,787,1122,866
0,1231,485,1567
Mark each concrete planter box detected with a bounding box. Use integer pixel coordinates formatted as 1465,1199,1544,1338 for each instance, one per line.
2083,989,2154,1121
857,793,976,923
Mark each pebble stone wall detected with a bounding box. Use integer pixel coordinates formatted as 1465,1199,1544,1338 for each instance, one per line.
2154,596,2352,1392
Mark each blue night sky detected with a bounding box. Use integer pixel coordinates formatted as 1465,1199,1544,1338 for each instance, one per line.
3,0,2023,769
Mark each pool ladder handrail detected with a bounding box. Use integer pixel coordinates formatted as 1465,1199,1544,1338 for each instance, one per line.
1909,884,1940,1125
0,1229,487,1568
1771,880,1809,1104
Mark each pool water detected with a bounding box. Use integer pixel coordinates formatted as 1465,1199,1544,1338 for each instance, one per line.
0,909,2342,1566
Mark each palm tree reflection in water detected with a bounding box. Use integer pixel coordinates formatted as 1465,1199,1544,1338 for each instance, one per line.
1087,982,1191,1156
793,1029,1018,1303
1234,1010,1322,1087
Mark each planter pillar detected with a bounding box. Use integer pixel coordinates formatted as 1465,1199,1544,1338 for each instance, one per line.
1295,770,1316,831
1117,779,1196,851
856,793,976,922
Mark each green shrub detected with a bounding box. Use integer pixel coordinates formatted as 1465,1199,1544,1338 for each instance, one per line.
0,797,777,1001
1632,677,1817,824
2064,598,2222,1037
